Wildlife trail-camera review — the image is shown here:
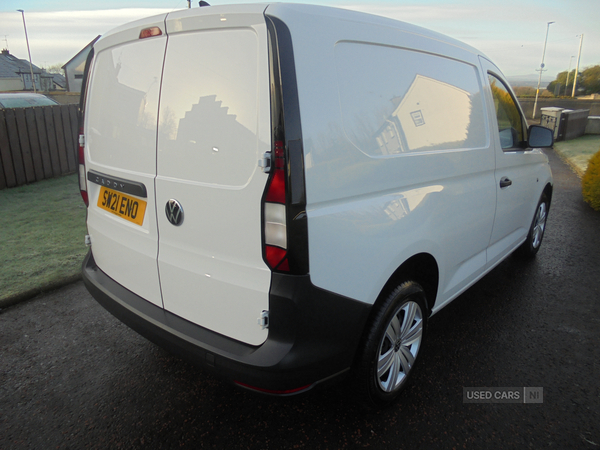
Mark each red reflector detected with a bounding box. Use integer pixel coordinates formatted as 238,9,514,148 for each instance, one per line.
139,27,163,39
265,245,287,270
234,381,312,395
278,258,290,272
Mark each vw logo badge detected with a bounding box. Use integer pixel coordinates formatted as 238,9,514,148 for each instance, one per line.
165,199,184,226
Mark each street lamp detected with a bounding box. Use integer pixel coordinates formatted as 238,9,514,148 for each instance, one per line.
17,9,36,93
532,21,554,120
572,34,584,98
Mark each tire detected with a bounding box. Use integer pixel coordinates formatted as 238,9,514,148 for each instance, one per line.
516,192,549,259
354,281,427,408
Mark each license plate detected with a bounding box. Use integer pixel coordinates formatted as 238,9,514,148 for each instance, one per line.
97,186,147,226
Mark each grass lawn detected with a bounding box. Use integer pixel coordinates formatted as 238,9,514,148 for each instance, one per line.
554,134,600,177
0,174,88,303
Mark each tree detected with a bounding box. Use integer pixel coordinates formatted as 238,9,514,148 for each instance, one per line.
513,86,536,97
546,69,577,96
45,63,64,74
546,65,600,96
581,65,600,95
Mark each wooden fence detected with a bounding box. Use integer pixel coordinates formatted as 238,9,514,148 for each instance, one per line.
0,104,78,190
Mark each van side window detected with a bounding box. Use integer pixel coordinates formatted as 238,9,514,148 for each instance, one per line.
488,74,525,149
334,43,486,156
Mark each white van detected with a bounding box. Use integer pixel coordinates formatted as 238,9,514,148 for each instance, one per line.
79,3,553,407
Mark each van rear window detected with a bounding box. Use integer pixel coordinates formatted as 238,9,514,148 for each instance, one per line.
86,38,166,174
157,28,261,188
334,42,487,156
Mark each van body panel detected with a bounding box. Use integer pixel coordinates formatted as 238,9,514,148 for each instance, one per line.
85,31,167,307
156,11,271,345
488,149,549,262
266,5,497,309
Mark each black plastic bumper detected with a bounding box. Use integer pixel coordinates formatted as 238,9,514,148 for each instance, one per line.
82,250,371,394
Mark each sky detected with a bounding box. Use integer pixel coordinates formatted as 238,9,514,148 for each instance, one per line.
1,0,598,83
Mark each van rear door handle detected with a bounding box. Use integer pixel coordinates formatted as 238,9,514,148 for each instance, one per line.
499,177,512,188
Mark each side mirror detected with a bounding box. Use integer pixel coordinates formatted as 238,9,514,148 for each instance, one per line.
528,125,554,148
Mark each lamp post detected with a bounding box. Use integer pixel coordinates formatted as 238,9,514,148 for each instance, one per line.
571,34,584,98
532,21,554,120
17,9,36,93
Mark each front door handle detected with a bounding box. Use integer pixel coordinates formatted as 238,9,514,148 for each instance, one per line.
500,177,512,188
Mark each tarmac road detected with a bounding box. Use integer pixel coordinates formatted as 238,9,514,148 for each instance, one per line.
1,148,599,450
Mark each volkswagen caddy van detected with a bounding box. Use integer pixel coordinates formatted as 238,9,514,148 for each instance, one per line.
79,3,554,407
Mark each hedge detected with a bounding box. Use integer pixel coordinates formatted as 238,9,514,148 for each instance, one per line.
582,148,600,211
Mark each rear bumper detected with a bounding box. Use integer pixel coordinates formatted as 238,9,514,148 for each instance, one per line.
82,249,371,393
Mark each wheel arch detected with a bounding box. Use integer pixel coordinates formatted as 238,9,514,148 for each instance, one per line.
377,253,439,318
350,253,437,406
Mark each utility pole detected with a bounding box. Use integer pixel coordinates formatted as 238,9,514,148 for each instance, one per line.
564,56,574,96
532,21,554,120
571,34,584,98
17,9,36,93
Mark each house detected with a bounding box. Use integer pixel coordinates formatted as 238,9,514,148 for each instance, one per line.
0,49,55,91
51,73,67,91
62,36,100,93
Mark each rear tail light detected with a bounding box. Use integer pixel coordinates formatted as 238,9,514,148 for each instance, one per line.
78,129,88,206
263,140,289,272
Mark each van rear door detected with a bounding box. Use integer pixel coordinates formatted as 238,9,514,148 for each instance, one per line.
84,15,168,308
155,8,272,345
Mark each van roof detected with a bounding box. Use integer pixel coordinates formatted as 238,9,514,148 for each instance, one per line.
269,3,479,52
93,3,483,60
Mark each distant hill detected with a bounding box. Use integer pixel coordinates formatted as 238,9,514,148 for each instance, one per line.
506,74,553,88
